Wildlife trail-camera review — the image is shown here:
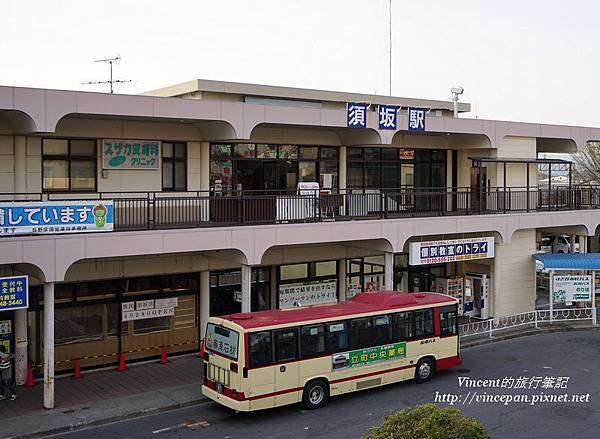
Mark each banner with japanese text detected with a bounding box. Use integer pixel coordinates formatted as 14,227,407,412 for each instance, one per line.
332,342,406,370
0,275,28,311
0,201,114,236
103,139,160,169
409,237,495,266
279,280,337,309
552,275,593,303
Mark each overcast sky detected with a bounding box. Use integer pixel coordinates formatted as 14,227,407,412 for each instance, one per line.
1,0,598,127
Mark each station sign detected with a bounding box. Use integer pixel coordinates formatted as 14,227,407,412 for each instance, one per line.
407,107,426,131
409,237,495,266
0,201,113,236
0,275,28,311
552,275,593,303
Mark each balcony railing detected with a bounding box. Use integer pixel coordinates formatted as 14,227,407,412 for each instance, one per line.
1,186,599,233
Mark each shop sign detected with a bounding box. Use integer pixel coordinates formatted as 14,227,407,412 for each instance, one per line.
121,297,177,321
0,320,11,334
408,107,426,131
279,280,337,309
552,275,593,303
409,237,495,266
103,139,160,169
0,275,28,311
332,342,406,370
399,148,414,160
346,102,368,128
378,105,399,130
0,201,114,236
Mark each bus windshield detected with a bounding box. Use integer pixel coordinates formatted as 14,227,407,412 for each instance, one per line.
206,323,239,360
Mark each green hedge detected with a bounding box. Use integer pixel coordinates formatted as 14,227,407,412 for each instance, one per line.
362,403,491,439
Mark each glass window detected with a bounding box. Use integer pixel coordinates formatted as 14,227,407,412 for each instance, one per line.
43,139,69,155
364,148,381,161
401,164,414,187
300,146,318,160
174,143,186,158
316,261,337,277
347,147,364,160
365,162,380,189
162,161,173,189
347,162,363,188
319,161,338,189
372,315,392,346
256,144,277,159
275,329,297,362
133,316,171,335
280,264,308,281
70,161,96,191
440,308,458,336
394,312,414,341
382,148,399,160
55,305,104,344
278,160,298,191
320,147,338,159
249,331,272,367
382,163,399,188
70,140,96,156
211,144,231,158
42,139,96,192
349,318,372,349
326,321,348,352
210,160,233,191
414,309,434,338
162,142,186,191
299,161,317,182
43,160,69,191
279,145,298,159
234,144,256,158
301,324,325,357
162,142,173,158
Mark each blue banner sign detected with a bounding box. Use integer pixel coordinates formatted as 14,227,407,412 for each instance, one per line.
409,237,495,266
0,201,114,236
0,275,28,311
407,107,426,131
347,102,368,128
378,105,399,130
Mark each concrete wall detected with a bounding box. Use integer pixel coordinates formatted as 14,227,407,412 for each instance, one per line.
493,229,537,317
0,135,14,192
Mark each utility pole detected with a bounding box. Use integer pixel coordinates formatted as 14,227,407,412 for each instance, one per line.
82,56,131,94
389,0,392,96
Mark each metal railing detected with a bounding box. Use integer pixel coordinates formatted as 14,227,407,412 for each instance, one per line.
459,307,597,339
1,185,599,233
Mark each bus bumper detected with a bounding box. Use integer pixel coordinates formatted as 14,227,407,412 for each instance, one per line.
202,385,251,412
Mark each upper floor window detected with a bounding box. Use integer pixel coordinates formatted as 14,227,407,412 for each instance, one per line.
42,139,96,192
162,142,187,191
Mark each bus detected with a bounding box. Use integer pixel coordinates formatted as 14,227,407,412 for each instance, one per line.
201,291,460,411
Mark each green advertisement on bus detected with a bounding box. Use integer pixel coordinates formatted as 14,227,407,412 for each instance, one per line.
331,342,407,370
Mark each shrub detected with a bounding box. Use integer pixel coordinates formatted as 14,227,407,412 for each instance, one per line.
362,403,491,439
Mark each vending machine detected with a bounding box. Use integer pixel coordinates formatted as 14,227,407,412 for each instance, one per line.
465,273,490,320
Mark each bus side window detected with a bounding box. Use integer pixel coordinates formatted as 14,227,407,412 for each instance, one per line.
249,331,273,368
301,324,325,358
393,311,414,341
275,329,298,363
349,317,372,350
325,321,348,353
440,306,458,336
414,309,434,338
372,315,392,346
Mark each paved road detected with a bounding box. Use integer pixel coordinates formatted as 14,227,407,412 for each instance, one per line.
51,331,600,439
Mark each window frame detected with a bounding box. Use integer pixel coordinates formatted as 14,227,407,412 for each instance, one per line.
248,330,274,368
274,328,299,363
439,305,459,337
42,138,97,193
162,141,187,191
300,323,326,359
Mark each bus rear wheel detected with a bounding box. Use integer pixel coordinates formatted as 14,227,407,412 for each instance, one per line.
302,380,329,409
415,358,435,383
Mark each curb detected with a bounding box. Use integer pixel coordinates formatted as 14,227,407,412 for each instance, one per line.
7,398,210,439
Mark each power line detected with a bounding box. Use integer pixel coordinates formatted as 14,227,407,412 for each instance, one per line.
82,55,131,94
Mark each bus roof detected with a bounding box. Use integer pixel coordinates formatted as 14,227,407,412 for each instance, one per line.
219,291,457,330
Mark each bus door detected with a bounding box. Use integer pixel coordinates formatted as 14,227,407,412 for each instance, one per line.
466,273,489,320
273,329,300,406
247,331,275,411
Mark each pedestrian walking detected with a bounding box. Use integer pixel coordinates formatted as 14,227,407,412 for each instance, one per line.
0,345,16,400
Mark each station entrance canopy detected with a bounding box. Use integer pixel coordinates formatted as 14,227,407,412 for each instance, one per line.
532,253,600,270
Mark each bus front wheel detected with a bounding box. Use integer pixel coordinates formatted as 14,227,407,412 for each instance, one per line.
302,379,329,409
415,358,435,383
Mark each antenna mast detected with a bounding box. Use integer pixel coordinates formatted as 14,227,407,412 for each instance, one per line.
82,56,131,94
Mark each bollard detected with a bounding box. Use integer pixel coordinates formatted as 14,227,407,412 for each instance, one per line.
198,338,205,359
72,358,83,379
25,364,37,387
116,352,129,372
159,345,169,364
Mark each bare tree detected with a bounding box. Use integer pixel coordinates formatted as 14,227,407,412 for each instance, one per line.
572,141,600,184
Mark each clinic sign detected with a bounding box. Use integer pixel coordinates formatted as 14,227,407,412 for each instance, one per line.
0,275,28,311
103,139,160,169
0,201,113,236
332,342,406,370
552,275,593,303
409,237,495,266
279,280,337,309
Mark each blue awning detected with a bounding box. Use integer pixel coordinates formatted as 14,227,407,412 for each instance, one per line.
532,253,600,270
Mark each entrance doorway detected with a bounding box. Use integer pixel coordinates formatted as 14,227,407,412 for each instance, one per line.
465,273,489,319
470,166,487,211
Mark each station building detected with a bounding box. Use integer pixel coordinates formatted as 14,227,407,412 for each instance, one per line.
0,79,599,408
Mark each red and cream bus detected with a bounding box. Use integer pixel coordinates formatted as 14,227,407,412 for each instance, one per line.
202,291,460,411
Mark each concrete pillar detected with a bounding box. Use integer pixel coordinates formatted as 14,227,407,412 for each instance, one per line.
338,146,347,192
384,252,394,290
14,309,27,385
199,271,210,339
270,266,277,310
579,235,587,253
338,259,347,301
199,141,210,193
570,234,577,254
43,282,54,409
14,136,27,195
241,265,251,313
